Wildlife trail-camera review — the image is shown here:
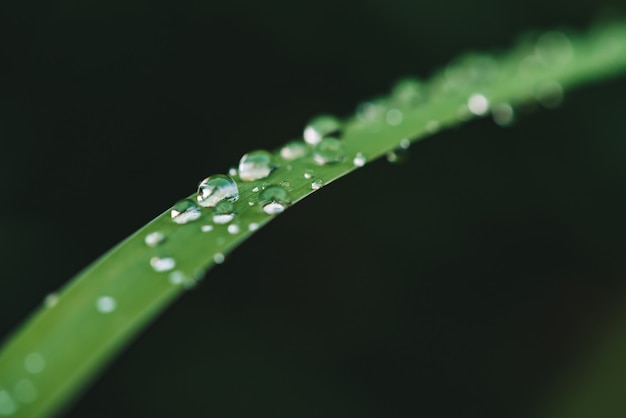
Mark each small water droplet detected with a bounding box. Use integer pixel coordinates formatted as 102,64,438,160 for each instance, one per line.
200,224,214,232
252,186,260,193
387,147,410,164
386,109,403,126
213,201,235,224
227,224,240,234
313,138,345,165
260,186,292,214
311,179,324,190
492,103,515,127
0,390,17,416
248,223,259,231
247,200,255,206
536,81,563,108
171,199,202,224
391,77,424,105
168,270,186,285
468,93,490,116
303,115,341,145
24,353,45,374
197,174,239,207
426,120,440,133
400,139,411,149
43,293,59,308
304,169,314,179
535,31,573,66
150,257,176,272
280,140,309,160
238,150,274,181
96,296,117,313
353,153,367,167
279,180,291,189
356,99,387,122
228,167,237,177
144,231,166,247
14,379,37,404
214,253,225,264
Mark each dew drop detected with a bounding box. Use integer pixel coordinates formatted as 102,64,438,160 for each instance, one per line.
468,94,490,116
201,224,214,232
14,379,37,404
150,257,176,272
280,140,309,160
387,147,410,164
386,109,403,126
168,270,186,285
400,139,411,149
24,353,45,375
535,31,573,66
43,293,59,308
280,180,291,189
144,231,165,247
353,153,367,167
536,81,563,108
313,138,345,165
228,167,237,177
303,115,341,145
213,201,236,224
227,224,240,234
0,390,17,416
238,150,274,181
214,253,225,264
197,174,239,207
252,186,260,193
311,179,324,190
260,186,292,215
492,103,515,127
356,99,387,122
171,199,202,224
391,77,424,105
426,120,440,133
96,296,117,313
248,222,260,231
304,169,314,179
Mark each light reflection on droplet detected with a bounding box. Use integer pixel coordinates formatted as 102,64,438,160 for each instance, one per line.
386,109,403,126
238,150,274,182
168,270,185,285
144,231,165,247
150,257,176,272
248,223,260,231
171,199,202,224
280,140,309,160
201,225,214,232
227,224,240,234
492,103,515,126
197,174,239,208
96,296,117,313
214,253,225,264
400,139,410,149
353,153,366,167
43,293,59,308
468,94,490,115
304,115,341,145
24,353,45,374
311,179,323,190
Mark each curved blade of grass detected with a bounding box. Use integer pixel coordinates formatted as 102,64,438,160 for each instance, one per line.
1,19,626,418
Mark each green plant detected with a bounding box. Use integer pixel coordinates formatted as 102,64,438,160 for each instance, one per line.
1,17,626,418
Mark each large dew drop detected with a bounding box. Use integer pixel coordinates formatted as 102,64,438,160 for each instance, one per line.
313,138,345,165
260,186,292,215
171,199,202,224
197,174,239,207
303,115,341,145
238,150,274,181
213,201,235,224
280,140,309,160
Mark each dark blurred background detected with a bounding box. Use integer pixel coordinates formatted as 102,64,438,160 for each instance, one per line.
2,0,626,417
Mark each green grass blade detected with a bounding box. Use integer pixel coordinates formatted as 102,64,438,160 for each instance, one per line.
1,19,626,418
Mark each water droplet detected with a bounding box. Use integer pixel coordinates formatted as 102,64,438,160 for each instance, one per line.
313,138,345,165
536,81,563,108
535,31,573,66
248,223,260,231
492,103,515,127
356,99,387,122
24,353,45,374
150,257,176,272
391,77,424,105
353,153,367,167
238,150,274,181
252,186,260,192
280,140,309,160
43,293,59,308
0,390,17,416
304,169,314,179
303,115,341,145
213,201,235,224
247,200,255,206
213,253,225,264
201,224,214,232
168,270,186,285
14,379,37,404
227,224,240,234
387,147,409,164
197,174,239,208
279,180,291,189
96,296,117,313
311,179,323,190
468,94,490,116
386,109,403,126
144,231,165,247
171,199,202,224
446,53,499,88
400,139,411,149
260,186,292,215
228,167,237,177
426,120,440,133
